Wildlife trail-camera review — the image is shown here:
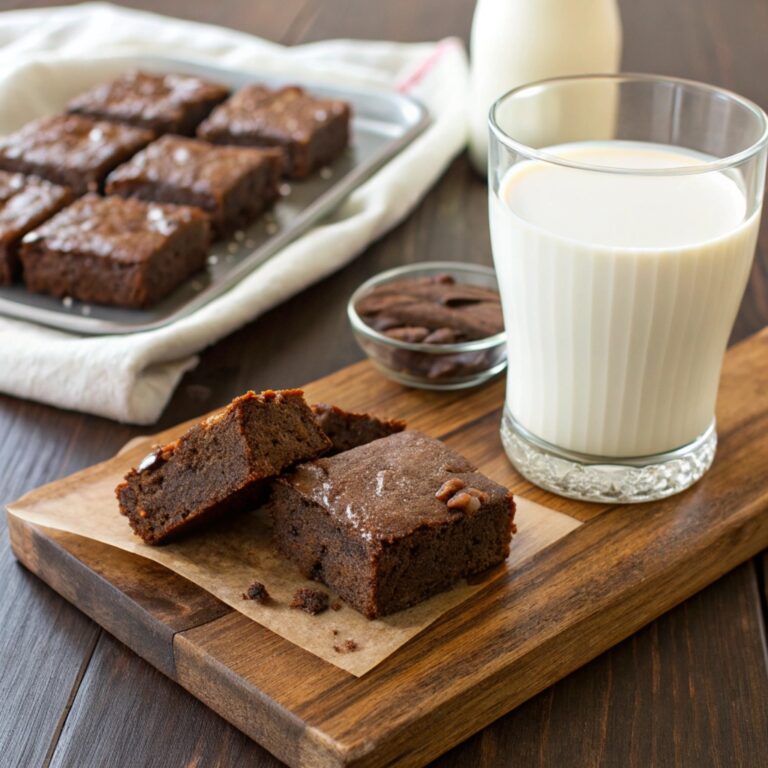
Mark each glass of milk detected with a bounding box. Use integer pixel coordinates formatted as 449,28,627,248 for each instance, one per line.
489,74,768,503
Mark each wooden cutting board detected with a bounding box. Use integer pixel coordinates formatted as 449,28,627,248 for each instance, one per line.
7,327,768,768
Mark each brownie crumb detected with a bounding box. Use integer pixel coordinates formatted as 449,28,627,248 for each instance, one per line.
291,587,329,615
242,580,271,604
332,628,339,636
330,601,342,611
333,639,359,654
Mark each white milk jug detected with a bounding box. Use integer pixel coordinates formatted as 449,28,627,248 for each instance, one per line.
468,0,622,173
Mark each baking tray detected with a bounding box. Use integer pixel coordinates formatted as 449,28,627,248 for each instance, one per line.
0,56,430,335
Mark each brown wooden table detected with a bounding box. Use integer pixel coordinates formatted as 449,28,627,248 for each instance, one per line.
1,1,767,766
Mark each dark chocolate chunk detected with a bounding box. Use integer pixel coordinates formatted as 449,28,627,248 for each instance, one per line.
355,273,503,342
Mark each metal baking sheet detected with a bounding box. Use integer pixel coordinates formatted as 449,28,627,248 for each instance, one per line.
0,56,430,335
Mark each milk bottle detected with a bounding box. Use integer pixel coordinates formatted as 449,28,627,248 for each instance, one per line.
468,0,622,173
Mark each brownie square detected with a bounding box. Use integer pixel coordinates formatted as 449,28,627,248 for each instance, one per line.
311,402,405,455
0,113,153,195
105,135,282,237
116,389,332,545
269,431,515,618
20,194,210,308
197,84,351,178
0,172,73,284
67,70,230,136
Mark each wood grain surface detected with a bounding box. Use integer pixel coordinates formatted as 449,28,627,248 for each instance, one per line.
8,326,768,767
1,0,767,767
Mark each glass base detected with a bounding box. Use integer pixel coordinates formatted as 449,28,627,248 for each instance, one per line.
500,407,717,504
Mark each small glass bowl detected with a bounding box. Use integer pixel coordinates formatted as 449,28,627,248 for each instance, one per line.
347,261,507,390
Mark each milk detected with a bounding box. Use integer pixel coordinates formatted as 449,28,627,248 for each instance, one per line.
468,0,622,173
490,141,760,458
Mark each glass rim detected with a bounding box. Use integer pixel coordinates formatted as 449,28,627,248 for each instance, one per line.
488,72,768,176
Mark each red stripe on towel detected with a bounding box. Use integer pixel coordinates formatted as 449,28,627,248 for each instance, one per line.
396,38,457,92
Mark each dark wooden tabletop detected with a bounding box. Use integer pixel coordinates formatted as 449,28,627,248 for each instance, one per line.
1,1,767,766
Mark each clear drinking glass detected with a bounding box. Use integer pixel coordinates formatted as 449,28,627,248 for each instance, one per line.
488,74,768,503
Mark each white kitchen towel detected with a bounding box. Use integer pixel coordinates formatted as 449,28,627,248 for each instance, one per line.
0,2,468,424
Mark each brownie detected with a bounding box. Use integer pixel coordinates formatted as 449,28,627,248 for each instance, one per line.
0,113,153,195
116,389,332,545
0,172,73,284
355,273,504,342
67,70,230,136
106,135,282,237
20,194,210,308
197,84,351,178
269,431,515,619
311,402,405,455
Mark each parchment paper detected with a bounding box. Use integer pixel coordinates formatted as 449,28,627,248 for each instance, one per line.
7,437,581,676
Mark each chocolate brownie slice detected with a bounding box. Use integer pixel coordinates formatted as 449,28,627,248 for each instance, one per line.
20,194,210,308
197,84,351,178
68,70,230,135
0,113,153,195
117,389,332,545
269,431,515,618
106,135,282,237
0,172,73,284
311,402,405,455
